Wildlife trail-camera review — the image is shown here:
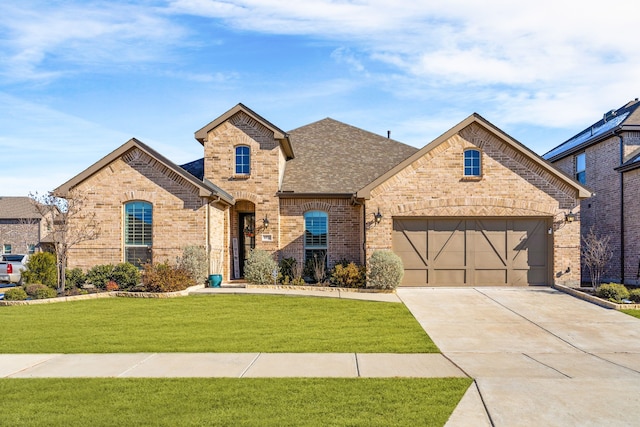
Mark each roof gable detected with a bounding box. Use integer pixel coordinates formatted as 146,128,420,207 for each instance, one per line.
55,138,234,204
280,118,418,194
357,113,592,199
543,99,640,161
194,103,294,159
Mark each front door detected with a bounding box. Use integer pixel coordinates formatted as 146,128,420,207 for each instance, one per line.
239,213,255,277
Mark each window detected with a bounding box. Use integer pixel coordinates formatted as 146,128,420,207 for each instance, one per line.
3,244,11,254
235,146,250,175
575,153,586,184
304,211,328,265
464,149,481,176
28,244,35,255
124,201,152,268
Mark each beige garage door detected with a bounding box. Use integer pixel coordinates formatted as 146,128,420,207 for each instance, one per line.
392,218,550,287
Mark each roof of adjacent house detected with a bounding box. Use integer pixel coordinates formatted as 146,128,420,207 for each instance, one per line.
543,99,640,162
279,118,419,194
0,196,41,219
616,150,640,173
55,138,234,205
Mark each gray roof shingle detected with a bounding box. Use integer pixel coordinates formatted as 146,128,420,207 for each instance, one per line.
281,118,419,194
0,197,41,219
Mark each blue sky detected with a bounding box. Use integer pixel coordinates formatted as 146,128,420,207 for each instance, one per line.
1,0,638,196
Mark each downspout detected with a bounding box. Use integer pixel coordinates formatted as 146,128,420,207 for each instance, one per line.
617,133,625,283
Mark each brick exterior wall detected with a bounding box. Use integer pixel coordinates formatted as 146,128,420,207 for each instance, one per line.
66,148,216,271
366,123,582,286
623,167,640,284
279,198,363,270
552,131,640,284
0,220,40,254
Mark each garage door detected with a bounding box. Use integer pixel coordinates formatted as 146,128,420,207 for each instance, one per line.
392,218,550,287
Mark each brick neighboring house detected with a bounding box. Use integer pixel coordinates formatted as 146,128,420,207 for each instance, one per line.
57,103,590,286
0,196,44,255
544,98,640,285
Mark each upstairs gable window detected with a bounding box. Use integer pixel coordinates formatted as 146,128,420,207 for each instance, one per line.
235,146,250,175
575,152,586,184
464,149,481,176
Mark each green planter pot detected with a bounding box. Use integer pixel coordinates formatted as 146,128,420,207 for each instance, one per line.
208,274,222,288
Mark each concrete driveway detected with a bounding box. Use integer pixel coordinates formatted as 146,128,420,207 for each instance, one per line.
398,287,640,427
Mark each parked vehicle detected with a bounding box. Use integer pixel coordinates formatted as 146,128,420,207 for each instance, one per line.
0,254,29,285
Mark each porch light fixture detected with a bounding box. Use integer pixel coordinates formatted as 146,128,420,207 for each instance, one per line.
263,215,269,229
565,211,576,223
374,208,383,224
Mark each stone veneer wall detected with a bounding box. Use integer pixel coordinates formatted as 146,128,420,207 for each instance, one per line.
66,148,210,271
279,198,363,269
365,123,582,286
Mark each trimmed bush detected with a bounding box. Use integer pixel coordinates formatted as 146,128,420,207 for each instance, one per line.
141,262,196,292
628,288,640,303
85,264,115,289
22,252,57,287
111,263,140,290
331,262,366,288
4,287,28,301
244,249,278,286
596,283,630,302
177,246,208,285
65,268,86,289
25,283,54,299
367,250,404,290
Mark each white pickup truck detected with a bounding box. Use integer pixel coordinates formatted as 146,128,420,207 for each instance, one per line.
0,254,29,285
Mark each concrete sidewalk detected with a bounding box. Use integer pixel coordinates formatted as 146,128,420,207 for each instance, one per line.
399,287,640,427
0,353,465,378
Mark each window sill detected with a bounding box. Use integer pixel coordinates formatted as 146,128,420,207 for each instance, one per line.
232,174,251,180
460,176,483,182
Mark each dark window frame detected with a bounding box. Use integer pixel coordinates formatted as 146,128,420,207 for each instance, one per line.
235,145,251,175
464,149,482,177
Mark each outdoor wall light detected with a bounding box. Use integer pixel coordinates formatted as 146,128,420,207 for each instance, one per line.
374,208,383,224
263,216,269,229
565,211,576,223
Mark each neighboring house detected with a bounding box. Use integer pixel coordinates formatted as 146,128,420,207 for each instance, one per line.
0,196,44,255
56,103,590,287
544,98,640,285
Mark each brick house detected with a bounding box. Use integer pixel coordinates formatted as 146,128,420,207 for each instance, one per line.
0,197,45,255
56,104,589,286
544,98,640,285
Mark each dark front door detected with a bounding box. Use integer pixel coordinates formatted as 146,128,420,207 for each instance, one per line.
239,213,255,277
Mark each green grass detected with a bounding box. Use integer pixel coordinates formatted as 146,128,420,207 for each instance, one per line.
0,295,438,353
622,309,640,319
0,377,472,426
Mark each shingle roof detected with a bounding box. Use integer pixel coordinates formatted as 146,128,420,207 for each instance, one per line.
280,118,419,194
0,197,41,219
543,99,640,161
181,158,205,180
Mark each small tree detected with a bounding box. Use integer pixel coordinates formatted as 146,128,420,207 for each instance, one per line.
582,226,612,290
30,190,101,294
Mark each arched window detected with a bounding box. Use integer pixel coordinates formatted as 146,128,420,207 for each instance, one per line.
235,146,250,175
304,211,328,265
124,201,152,267
464,149,481,176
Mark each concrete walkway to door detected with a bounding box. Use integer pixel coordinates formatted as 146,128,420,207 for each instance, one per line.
397,287,640,427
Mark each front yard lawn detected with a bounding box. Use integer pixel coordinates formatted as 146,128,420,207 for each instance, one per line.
622,309,640,319
0,377,472,426
0,294,438,353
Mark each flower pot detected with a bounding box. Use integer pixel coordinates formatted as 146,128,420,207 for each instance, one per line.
208,274,222,288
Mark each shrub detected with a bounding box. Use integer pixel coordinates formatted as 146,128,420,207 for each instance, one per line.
111,263,140,290
366,250,404,290
177,246,208,285
65,268,86,289
24,283,57,299
141,262,196,292
4,287,28,300
279,257,297,284
244,249,278,286
22,252,57,287
331,262,366,288
105,281,119,291
629,288,640,303
596,283,630,302
85,264,115,289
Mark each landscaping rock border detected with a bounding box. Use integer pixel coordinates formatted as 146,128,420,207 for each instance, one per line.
552,283,640,310
245,284,396,293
